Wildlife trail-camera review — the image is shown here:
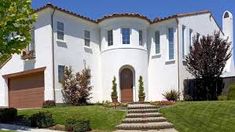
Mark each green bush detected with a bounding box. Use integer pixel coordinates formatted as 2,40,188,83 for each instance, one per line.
111,77,118,98
0,108,17,123
65,117,91,132
218,95,227,101
228,84,235,100
43,100,56,108
29,111,54,128
162,90,179,101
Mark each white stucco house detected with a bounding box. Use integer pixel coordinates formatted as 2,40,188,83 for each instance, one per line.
0,4,234,108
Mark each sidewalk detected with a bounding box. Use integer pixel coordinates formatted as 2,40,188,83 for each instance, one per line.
0,123,62,132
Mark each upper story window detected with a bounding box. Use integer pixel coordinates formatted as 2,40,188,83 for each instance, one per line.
84,30,90,47
168,28,174,60
189,29,193,46
155,31,160,54
182,25,186,59
121,28,130,44
58,65,65,83
57,22,64,40
108,30,113,46
139,30,143,46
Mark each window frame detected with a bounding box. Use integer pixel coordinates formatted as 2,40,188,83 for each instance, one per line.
58,65,65,83
155,31,160,54
168,28,174,60
121,28,130,44
139,30,143,46
182,25,186,59
84,30,90,47
107,30,113,46
57,21,64,41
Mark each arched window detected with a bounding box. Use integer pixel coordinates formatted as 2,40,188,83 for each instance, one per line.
224,12,229,18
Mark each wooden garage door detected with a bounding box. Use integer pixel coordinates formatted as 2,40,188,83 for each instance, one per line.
8,71,44,108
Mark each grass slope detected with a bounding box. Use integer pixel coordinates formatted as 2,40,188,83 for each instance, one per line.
160,101,235,132
19,105,125,131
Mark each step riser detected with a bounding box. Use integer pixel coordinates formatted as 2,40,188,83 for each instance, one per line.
128,110,158,113
126,113,162,118
128,106,159,109
116,125,174,130
122,119,167,123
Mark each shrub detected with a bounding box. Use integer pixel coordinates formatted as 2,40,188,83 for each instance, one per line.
162,90,179,101
228,84,235,100
218,95,227,101
111,76,118,98
138,76,145,98
43,100,56,108
65,117,91,132
62,66,92,105
29,111,54,128
0,108,17,123
184,94,193,101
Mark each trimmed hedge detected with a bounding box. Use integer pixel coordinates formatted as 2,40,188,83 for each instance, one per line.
29,111,54,128
43,100,56,108
228,84,235,100
0,108,17,123
65,117,91,132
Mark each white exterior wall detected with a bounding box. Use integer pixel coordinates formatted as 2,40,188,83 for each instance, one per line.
0,9,54,106
178,13,224,97
148,20,179,101
100,18,149,102
52,10,101,103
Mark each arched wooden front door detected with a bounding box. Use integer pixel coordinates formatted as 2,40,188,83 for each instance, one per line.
120,68,133,102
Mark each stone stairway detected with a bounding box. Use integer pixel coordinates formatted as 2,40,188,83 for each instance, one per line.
115,102,177,132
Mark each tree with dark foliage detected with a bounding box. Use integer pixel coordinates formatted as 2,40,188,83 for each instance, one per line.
62,66,92,105
185,32,231,100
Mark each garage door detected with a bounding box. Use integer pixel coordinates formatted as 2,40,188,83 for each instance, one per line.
8,69,45,108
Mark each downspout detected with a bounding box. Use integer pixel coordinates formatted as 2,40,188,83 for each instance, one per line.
176,18,180,99
51,8,56,101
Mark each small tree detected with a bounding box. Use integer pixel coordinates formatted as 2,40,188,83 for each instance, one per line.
138,76,145,102
62,66,79,105
185,32,231,100
111,77,118,102
76,68,92,104
62,67,92,105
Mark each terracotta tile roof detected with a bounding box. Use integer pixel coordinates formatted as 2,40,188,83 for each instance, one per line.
152,10,210,23
34,3,211,24
97,13,151,23
34,3,97,23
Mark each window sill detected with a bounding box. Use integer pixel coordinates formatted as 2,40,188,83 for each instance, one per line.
152,54,161,59
56,39,66,43
165,59,175,65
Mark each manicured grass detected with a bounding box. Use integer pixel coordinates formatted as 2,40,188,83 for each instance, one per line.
160,101,235,132
18,105,126,131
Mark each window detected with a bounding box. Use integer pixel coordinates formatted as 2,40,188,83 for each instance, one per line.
155,31,160,54
139,30,143,46
108,30,113,46
168,28,174,60
121,28,130,44
84,30,90,47
57,22,64,40
189,29,193,47
182,26,185,59
58,65,65,82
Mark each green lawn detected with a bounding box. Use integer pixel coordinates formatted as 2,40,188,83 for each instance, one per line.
160,101,235,132
19,105,126,131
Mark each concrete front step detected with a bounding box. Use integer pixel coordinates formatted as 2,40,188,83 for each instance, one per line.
115,128,178,132
128,108,159,113
116,122,174,130
122,117,167,123
128,104,159,109
126,112,162,118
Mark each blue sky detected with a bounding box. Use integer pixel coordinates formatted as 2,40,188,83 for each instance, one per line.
32,0,235,52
